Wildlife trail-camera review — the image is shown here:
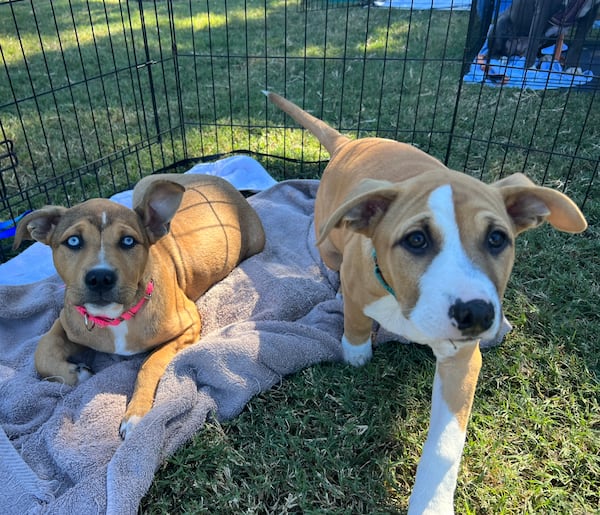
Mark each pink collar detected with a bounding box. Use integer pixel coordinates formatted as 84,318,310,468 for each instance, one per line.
75,280,154,330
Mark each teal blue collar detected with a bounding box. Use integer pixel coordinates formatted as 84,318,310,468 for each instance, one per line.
372,249,396,298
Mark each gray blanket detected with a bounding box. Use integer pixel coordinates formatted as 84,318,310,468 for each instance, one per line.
0,180,346,514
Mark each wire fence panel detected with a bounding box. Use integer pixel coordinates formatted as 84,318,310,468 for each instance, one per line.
1,0,598,261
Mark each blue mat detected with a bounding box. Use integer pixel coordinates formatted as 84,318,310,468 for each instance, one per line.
464,42,595,89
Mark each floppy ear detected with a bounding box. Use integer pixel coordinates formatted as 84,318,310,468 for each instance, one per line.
12,206,68,249
134,180,186,243
316,179,398,244
493,173,587,234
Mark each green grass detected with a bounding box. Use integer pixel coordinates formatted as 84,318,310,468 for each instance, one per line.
1,1,599,512
140,224,599,514
3,1,598,203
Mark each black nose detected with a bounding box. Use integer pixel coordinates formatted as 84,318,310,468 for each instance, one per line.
85,268,117,293
449,299,495,336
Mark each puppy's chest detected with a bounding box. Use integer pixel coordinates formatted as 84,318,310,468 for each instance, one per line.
62,311,157,355
106,323,139,355
364,295,408,336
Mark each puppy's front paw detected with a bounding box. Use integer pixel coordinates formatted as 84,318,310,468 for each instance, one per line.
73,363,93,383
44,363,93,385
119,415,142,440
342,336,373,367
120,394,154,439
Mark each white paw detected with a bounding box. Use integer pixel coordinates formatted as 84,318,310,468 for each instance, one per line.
73,363,93,383
342,335,373,367
119,415,142,440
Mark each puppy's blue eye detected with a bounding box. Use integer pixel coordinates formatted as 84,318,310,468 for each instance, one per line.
401,230,429,254
64,235,82,249
487,229,509,254
120,236,137,249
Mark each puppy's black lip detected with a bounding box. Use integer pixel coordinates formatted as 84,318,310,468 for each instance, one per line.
82,293,120,307
447,334,490,342
92,300,114,307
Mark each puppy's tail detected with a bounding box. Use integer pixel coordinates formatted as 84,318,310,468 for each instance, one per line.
263,91,349,156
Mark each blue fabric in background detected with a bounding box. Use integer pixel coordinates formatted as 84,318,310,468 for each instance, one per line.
0,211,30,240
467,0,596,89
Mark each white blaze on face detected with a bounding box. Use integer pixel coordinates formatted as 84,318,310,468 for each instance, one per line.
364,184,501,347
410,184,501,343
97,211,109,267
83,210,123,314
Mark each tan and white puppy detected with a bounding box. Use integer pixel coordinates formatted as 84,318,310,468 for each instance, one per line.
265,91,587,513
14,174,265,439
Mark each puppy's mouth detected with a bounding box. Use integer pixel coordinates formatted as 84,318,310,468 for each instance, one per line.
76,282,143,312
83,301,125,318
68,287,130,311
449,337,482,343
448,323,500,344
82,292,121,307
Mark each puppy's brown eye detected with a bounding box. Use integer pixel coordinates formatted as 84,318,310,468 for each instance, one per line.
401,230,429,254
487,229,509,254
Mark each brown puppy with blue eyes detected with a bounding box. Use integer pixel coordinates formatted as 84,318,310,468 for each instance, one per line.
265,91,587,514
14,174,265,439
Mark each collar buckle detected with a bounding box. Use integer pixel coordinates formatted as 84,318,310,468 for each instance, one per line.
83,312,95,331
